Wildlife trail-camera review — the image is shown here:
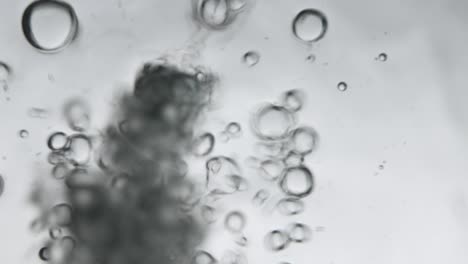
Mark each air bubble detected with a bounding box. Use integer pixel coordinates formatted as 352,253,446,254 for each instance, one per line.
47,151,67,165
290,126,318,155
49,236,75,262
306,54,316,62
65,134,92,165
235,235,248,246
377,52,387,61
243,51,260,67
19,129,29,138
52,163,71,179
47,131,68,150
193,132,215,156
227,0,246,11
206,156,242,193
277,197,304,216
49,227,62,239
22,0,79,53
192,250,217,264
259,159,285,181
252,189,269,206
221,250,247,264
287,223,311,243
63,98,90,132
265,230,290,251
251,104,296,141
39,246,50,261
201,205,219,223
0,175,4,197
282,89,304,112
224,211,246,233
226,122,242,136
292,9,328,43
0,62,11,91
337,82,347,92
279,166,314,198
283,151,304,167
28,107,49,119
226,174,248,191
196,0,233,30
49,203,72,226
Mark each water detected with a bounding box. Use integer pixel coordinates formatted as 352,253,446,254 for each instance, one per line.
22,0,78,53
243,51,260,67
292,9,328,43
279,166,314,198
195,0,234,29
377,53,388,61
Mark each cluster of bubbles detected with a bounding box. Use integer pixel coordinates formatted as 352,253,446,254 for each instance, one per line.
192,0,248,30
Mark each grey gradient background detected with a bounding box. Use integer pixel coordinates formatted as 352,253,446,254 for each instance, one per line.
1,0,468,263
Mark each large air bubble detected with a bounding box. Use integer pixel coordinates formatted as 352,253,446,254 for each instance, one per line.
22,0,79,53
292,9,328,43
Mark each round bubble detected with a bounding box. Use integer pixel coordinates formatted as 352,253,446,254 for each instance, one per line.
193,132,215,156
18,129,29,138
251,104,296,141
226,122,242,136
65,134,92,165
291,126,318,155
282,89,304,112
259,159,285,181
47,131,68,150
337,81,347,92
49,236,75,262
195,0,235,30
22,0,79,53
52,163,71,179
49,203,72,226
287,222,311,243
192,250,217,264
63,98,90,132
224,211,246,233
205,156,242,193
265,230,290,251
48,151,67,165
49,227,62,239
277,197,304,216
279,166,314,198
377,53,388,61
243,51,260,67
292,9,328,43
39,246,50,261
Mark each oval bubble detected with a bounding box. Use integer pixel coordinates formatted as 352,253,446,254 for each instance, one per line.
63,98,90,132
290,126,318,155
192,250,217,264
377,52,388,62
47,131,68,150
19,129,29,138
0,175,4,197
193,132,215,156
292,9,328,43
39,246,50,261
276,197,304,216
243,51,260,67
49,236,76,263
22,0,79,53
49,203,72,226
259,159,285,181
48,151,67,165
251,104,296,141
65,134,92,165
279,166,314,198
287,222,311,243
224,211,246,233
49,227,62,239
52,162,72,179
282,89,304,112
265,230,290,251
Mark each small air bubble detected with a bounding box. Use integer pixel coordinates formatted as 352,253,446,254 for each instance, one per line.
226,122,242,136
283,151,304,167
49,203,72,226
235,235,248,247
287,223,311,243
251,104,296,141
265,230,290,251
290,126,318,155
292,9,328,43
47,131,68,150
28,107,49,119
377,52,388,61
252,189,270,206
243,51,260,67
224,211,246,233
205,156,242,193
39,246,50,261
49,227,62,239
52,163,71,179
282,89,304,112
0,62,11,91
279,166,314,198
63,98,90,132
19,129,29,138
193,132,215,156
22,0,79,53
337,81,347,92
306,54,316,62
196,0,232,29
277,197,304,216
192,250,217,264
379,164,384,170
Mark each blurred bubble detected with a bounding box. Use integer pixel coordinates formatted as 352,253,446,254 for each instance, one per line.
47,131,68,150
305,54,316,63
226,174,248,192
283,151,304,167
63,98,90,132
292,9,328,43
0,175,4,197
377,52,388,61
224,211,246,233
39,246,50,261
47,150,67,165
252,189,269,206
49,203,72,226
206,156,242,193
192,250,217,264
251,104,296,141
18,129,29,138
0,62,11,91
65,134,92,165
259,159,285,181
201,205,219,223
49,226,62,239
221,250,247,264
234,235,248,247
193,132,215,156
28,107,50,119
226,122,242,136
52,162,71,179
22,0,79,53
277,197,304,216
337,81,348,92
195,0,233,29
282,89,304,112
279,166,314,198
227,0,246,11
290,126,318,155
265,230,290,251
49,236,76,263
243,51,260,67
287,222,311,243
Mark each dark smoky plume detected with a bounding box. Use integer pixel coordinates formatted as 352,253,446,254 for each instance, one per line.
30,63,216,264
